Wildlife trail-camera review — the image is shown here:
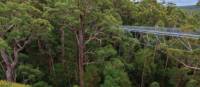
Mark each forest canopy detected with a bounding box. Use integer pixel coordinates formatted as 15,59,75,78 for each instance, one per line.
0,0,200,87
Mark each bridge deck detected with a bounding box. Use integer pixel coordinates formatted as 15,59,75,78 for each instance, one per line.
122,26,200,39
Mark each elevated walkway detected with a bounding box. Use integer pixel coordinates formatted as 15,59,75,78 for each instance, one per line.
122,26,200,39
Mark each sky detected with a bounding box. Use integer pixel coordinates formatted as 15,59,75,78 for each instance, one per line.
134,0,199,6
158,0,199,6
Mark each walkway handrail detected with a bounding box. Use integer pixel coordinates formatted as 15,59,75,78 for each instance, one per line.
122,26,200,39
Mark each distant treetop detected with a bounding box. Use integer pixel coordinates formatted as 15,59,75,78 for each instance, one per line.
197,0,200,6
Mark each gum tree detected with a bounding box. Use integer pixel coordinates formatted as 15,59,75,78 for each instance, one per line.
45,0,122,86
0,1,52,81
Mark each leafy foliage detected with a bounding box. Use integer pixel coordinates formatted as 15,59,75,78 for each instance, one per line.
0,0,200,87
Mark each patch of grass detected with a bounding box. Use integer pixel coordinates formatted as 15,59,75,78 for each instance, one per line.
0,80,31,87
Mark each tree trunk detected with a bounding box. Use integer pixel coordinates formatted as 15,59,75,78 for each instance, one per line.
6,65,14,82
76,1,85,86
77,29,84,87
60,28,65,64
1,37,30,82
0,49,15,82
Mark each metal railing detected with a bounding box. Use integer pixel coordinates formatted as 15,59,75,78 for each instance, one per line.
122,26,200,39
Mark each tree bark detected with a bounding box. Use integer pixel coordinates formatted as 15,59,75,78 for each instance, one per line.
76,29,84,87
0,38,30,82
5,65,14,82
0,49,15,82
60,28,65,64
76,1,85,86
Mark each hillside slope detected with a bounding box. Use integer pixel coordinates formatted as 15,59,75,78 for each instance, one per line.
178,5,200,10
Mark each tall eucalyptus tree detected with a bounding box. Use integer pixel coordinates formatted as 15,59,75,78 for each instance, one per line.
0,1,52,81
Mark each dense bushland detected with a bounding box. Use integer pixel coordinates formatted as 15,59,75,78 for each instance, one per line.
0,0,200,87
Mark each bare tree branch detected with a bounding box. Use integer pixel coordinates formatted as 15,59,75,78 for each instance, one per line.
6,24,14,32
85,30,103,44
17,35,32,52
0,24,14,37
10,35,32,67
175,58,200,70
